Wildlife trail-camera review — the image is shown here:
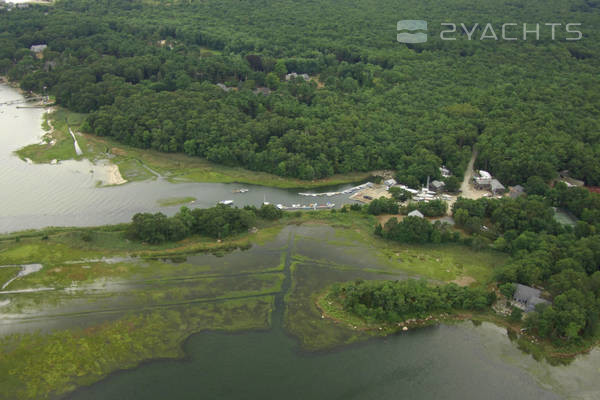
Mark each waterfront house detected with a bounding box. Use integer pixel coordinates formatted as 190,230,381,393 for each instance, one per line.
513,284,549,312
558,171,584,187
216,83,232,92
440,166,451,178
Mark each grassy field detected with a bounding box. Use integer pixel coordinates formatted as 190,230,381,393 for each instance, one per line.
297,210,507,286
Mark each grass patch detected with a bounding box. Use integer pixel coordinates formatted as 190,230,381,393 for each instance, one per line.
157,196,196,207
133,273,285,305
0,266,20,288
115,158,157,182
15,109,87,163
379,244,507,285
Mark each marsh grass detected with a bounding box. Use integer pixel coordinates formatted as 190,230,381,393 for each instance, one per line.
0,298,273,400
157,197,197,207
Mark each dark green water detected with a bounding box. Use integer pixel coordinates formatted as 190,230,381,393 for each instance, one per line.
67,322,560,400
67,226,562,400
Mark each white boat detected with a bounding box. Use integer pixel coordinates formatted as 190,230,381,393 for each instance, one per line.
219,200,234,205
233,188,249,193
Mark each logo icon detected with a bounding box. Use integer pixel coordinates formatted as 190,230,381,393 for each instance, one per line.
397,20,428,43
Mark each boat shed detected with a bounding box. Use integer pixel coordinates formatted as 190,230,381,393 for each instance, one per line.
490,179,506,195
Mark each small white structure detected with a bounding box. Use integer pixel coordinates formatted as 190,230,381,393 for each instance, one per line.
216,83,232,92
440,166,452,178
30,44,47,53
407,210,424,218
285,72,310,81
384,178,397,187
479,170,492,179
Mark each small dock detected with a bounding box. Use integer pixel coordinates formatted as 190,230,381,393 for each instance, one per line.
277,202,335,211
0,96,43,107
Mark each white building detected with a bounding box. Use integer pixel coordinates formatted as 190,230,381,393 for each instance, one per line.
408,210,424,218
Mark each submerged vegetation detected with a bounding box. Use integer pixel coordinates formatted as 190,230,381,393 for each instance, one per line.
156,196,196,207
0,299,272,400
0,210,512,398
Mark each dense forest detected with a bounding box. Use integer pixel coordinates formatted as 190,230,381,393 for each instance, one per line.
361,180,600,344
128,203,282,243
330,279,494,323
0,0,599,183
450,183,600,343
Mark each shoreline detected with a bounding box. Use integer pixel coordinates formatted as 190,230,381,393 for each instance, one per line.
2,79,380,190
316,289,599,364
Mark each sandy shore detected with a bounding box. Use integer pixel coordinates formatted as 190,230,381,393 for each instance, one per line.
105,163,127,185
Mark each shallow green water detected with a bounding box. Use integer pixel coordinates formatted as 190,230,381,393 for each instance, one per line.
1,213,598,399
68,321,562,400
63,226,599,400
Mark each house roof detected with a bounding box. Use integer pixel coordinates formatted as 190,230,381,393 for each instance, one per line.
587,187,600,194
509,185,525,198
478,170,492,179
513,283,549,312
30,44,47,53
431,180,445,188
490,179,505,191
408,210,424,218
216,83,232,92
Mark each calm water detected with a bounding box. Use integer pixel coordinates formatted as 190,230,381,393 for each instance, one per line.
0,84,357,233
67,226,598,400
1,85,599,400
67,323,565,400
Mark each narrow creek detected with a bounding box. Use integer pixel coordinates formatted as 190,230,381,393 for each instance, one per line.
64,226,600,400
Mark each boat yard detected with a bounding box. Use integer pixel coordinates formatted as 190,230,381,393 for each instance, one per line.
349,184,392,203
